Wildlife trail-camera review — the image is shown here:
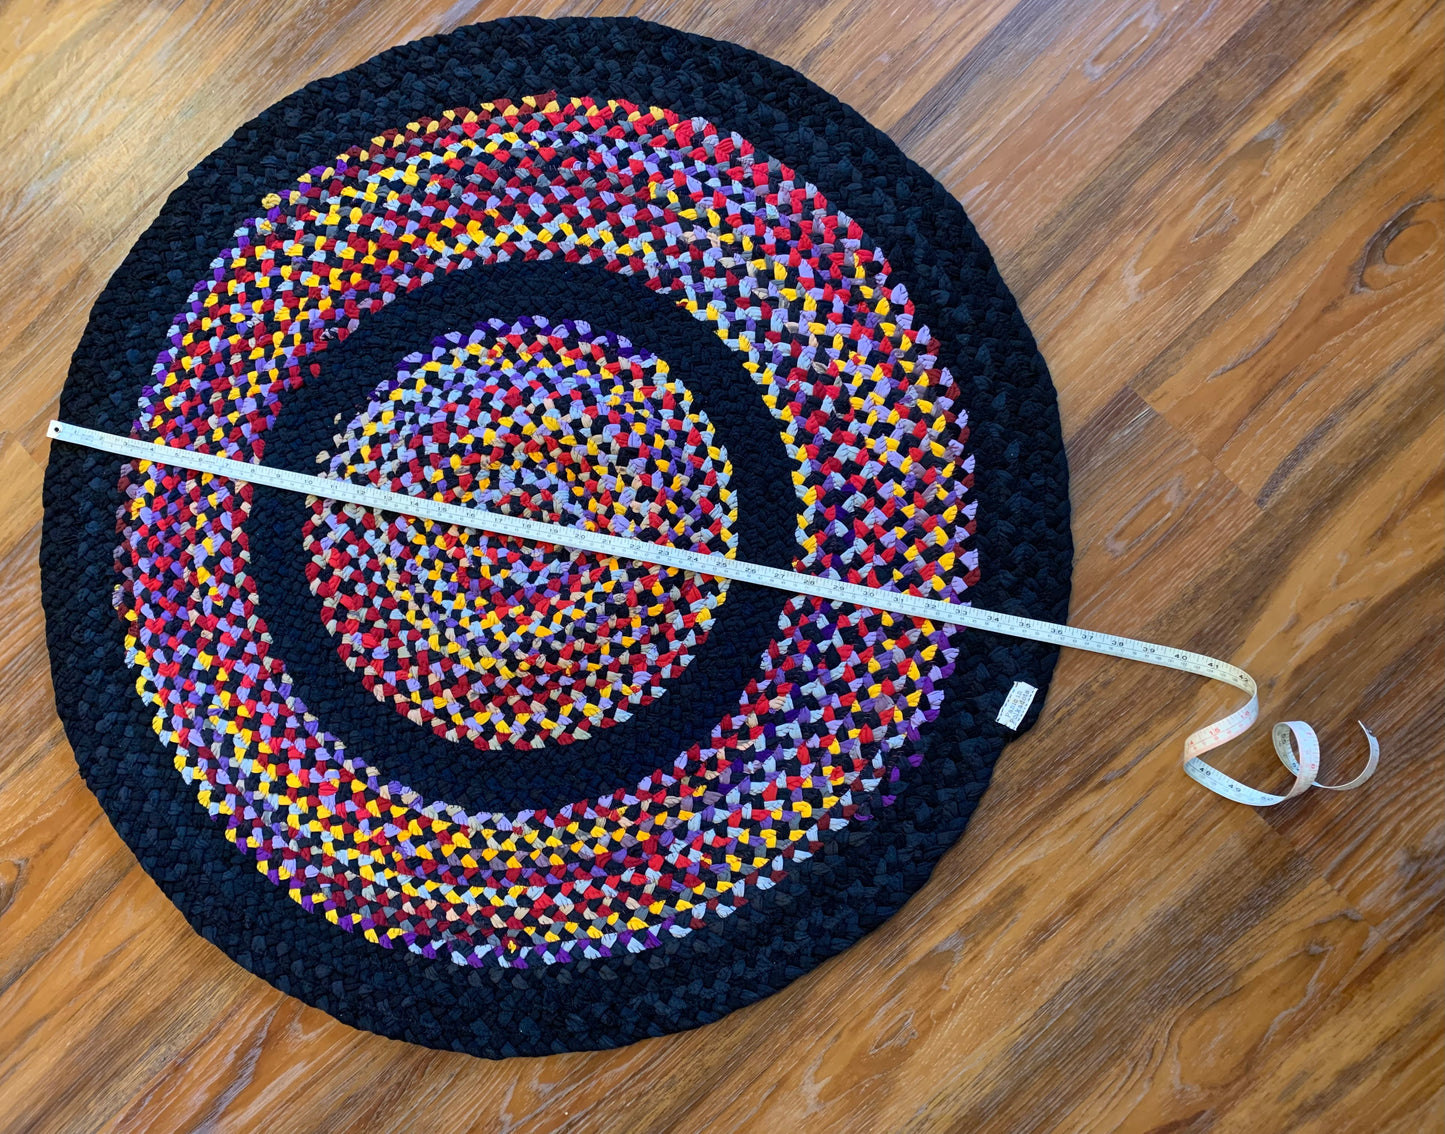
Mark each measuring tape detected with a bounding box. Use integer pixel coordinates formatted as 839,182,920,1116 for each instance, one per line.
48,419,1378,807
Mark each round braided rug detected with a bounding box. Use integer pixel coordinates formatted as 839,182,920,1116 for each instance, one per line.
41,16,1072,1058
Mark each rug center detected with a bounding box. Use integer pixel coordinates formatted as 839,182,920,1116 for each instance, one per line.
301,317,736,750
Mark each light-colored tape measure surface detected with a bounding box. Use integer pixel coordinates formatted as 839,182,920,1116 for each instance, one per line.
49,419,1378,806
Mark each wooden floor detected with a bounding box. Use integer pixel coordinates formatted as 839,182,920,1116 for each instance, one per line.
0,1,1440,1131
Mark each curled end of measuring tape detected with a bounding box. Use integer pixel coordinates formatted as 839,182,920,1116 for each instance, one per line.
1313,722,1381,791
1183,709,1381,807
1270,720,1380,794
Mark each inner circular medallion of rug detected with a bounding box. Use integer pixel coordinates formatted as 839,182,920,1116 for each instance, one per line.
41,16,1073,1058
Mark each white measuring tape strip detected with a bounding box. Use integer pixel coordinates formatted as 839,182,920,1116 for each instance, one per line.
48,419,1378,807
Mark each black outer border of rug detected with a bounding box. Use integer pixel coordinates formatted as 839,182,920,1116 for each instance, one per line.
40,16,1073,1058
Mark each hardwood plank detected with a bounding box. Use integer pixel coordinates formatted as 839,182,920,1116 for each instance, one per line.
1027,0,1442,435
893,0,1271,253
0,1,1438,1131
0,435,43,554
1136,91,1445,500
1064,387,1258,631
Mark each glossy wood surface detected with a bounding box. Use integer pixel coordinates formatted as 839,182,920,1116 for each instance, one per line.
0,2,1440,1131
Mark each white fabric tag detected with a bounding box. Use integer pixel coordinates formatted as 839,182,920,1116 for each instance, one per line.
996,681,1038,730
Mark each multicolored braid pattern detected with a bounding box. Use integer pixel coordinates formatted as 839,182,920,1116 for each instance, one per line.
305,317,735,749
116,94,979,966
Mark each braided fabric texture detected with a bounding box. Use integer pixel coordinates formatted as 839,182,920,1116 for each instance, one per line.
42,17,1072,1057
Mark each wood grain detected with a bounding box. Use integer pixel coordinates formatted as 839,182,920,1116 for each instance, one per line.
0,2,1440,1131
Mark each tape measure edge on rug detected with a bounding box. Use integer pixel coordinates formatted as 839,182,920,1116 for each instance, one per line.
48,419,1380,807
